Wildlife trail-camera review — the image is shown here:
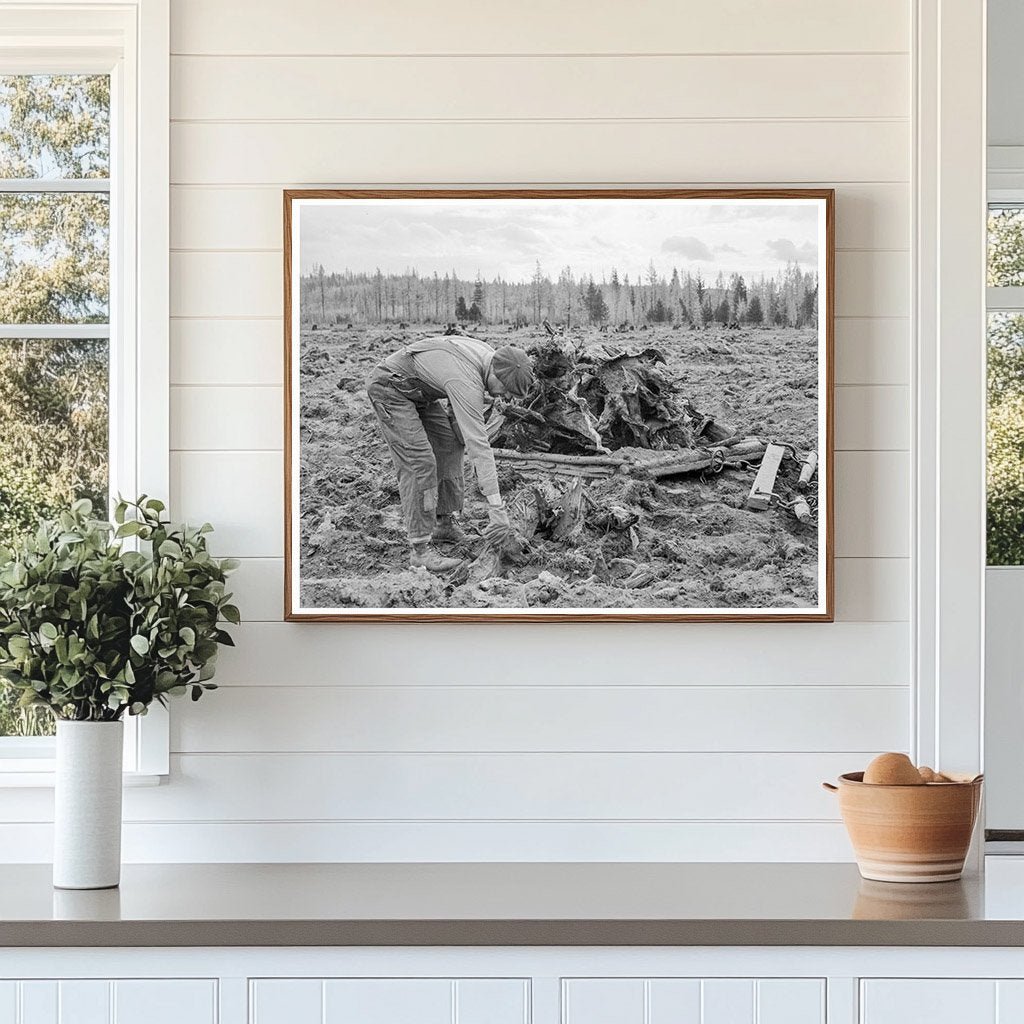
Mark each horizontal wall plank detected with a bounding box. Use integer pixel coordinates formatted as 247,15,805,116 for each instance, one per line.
169,314,910,388
170,319,283,386
834,318,909,385
170,451,283,557
171,250,906,319
118,752,866,820
169,383,903,454
227,557,909,624
835,385,909,451
833,558,909,622
171,684,909,753
171,183,908,251
0,820,856,862
834,451,909,557
223,557,283,620
170,0,909,56
171,448,906,559
171,252,280,317
210,621,909,687
171,385,282,450
170,121,909,186
834,251,909,318
171,54,909,121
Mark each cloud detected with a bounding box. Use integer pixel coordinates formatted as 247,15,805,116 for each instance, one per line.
716,243,742,254
661,235,714,260
765,238,818,264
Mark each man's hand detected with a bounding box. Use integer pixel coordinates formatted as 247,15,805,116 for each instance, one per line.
483,501,513,547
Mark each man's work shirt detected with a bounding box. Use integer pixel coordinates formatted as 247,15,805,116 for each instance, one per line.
383,335,500,497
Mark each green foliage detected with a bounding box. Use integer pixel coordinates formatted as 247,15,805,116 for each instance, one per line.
988,314,1024,565
988,394,1024,565
0,497,239,723
0,339,108,520
0,75,109,179
0,76,110,326
0,462,60,550
989,209,1024,287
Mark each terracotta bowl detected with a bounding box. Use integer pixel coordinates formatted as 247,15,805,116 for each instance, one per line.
823,772,983,883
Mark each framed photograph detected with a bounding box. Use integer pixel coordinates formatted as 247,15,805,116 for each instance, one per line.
284,189,834,622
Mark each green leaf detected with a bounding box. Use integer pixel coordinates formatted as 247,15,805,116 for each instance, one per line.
220,604,241,625
130,634,150,656
158,539,183,559
39,622,58,641
8,635,29,657
178,626,196,646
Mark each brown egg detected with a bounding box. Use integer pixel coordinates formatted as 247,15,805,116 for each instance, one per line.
918,766,938,783
863,752,925,786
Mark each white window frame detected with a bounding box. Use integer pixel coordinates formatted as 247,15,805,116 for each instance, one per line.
983,184,1024,839
0,0,169,784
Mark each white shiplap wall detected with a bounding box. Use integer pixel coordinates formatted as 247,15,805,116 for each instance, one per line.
2,0,915,862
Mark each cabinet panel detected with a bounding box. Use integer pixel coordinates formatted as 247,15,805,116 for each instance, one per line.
18,984,56,1024
861,981,996,1023
251,979,528,1024
648,980,702,1023
113,981,216,1024
997,981,1024,1021
757,980,825,1024
564,979,825,1024
58,982,109,1024
323,980,451,1024
702,980,754,1024
0,984,16,1024
563,980,645,1024
455,980,529,1024
0,981,217,1024
250,980,322,1024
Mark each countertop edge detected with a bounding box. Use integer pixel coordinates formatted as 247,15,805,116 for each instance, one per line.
4,919,1024,948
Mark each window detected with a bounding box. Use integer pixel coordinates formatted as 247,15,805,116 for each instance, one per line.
0,3,169,778
0,74,111,738
987,206,1024,565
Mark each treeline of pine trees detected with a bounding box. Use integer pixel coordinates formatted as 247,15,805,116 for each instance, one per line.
301,260,818,330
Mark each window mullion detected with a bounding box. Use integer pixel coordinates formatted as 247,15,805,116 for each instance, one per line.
0,178,110,193
987,286,1024,312
0,324,110,339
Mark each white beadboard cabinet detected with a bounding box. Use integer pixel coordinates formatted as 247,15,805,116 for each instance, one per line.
0,979,217,1024
5,949,1024,1024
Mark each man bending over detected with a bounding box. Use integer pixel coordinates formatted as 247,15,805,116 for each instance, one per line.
367,335,535,572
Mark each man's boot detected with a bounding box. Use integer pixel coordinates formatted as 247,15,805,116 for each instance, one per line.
410,542,462,573
432,513,468,545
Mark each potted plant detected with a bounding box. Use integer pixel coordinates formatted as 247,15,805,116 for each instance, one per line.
0,497,239,889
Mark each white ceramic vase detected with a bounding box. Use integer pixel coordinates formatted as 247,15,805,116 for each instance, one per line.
53,720,124,890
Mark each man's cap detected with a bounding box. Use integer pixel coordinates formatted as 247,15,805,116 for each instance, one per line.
491,345,535,397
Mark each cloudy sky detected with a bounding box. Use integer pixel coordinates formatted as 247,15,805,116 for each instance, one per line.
298,198,823,283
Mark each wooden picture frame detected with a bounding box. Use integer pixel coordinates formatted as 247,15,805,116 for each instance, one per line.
284,188,834,622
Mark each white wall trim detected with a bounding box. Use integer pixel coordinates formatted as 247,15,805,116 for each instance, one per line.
914,0,987,777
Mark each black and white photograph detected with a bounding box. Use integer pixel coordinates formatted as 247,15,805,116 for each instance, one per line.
285,190,833,621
